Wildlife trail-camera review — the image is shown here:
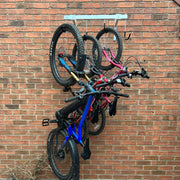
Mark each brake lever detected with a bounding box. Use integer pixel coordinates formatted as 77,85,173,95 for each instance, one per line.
131,70,140,76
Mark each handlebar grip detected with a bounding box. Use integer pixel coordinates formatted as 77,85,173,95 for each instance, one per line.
145,74,150,79
125,83,130,87
117,93,129,98
65,95,81,102
118,73,128,78
95,82,109,88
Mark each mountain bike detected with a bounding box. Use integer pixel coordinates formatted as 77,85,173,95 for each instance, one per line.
88,24,150,132
42,70,129,179
64,54,149,137
49,22,103,141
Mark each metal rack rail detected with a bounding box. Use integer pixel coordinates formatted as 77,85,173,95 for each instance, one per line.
64,14,128,28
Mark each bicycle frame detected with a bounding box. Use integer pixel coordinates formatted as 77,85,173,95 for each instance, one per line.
60,47,126,126
92,48,125,109
58,55,95,147
57,46,125,145
61,94,94,149
93,48,125,108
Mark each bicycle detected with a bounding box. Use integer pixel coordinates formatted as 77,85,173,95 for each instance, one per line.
64,65,128,136
87,57,150,135
42,71,129,179
49,22,104,144
63,54,149,137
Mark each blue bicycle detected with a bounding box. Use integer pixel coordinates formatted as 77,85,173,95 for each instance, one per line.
42,73,129,180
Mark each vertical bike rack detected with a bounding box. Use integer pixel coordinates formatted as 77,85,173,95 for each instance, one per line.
64,14,131,40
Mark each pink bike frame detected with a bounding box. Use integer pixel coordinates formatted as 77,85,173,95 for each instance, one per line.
94,48,125,109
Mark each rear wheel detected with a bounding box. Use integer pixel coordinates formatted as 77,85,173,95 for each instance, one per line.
72,34,102,77
88,103,106,136
47,128,79,180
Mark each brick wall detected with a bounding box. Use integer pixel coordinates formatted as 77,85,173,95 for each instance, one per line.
0,0,180,179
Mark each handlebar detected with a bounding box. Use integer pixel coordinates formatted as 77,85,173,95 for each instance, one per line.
117,68,150,79
94,67,149,89
65,90,129,103
141,68,150,79
116,78,130,87
95,77,130,88
130,68,150,79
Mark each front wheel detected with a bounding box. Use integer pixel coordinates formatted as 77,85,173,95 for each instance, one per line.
50,23,84,87
47,128,79,180
96,27,123,71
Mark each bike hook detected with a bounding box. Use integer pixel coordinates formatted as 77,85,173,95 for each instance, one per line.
124,19,131,40
124,31,131,40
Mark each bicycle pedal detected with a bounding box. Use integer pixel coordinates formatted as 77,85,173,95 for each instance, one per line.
81,138,91,160
42,118,49,126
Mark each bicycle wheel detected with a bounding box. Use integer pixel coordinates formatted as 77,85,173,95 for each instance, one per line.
88,103,106,136
47,128,79,180
96,27,123,71
50,23,84,87
72,34,102,77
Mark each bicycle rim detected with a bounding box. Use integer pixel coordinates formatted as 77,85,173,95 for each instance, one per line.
47,129,79,180
88,107,106,136
96,27,123,71
72,34,102,78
